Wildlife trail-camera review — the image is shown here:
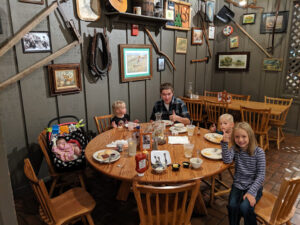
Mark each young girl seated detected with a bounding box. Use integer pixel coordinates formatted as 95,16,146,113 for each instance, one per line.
52,137,82,162
209,113,234,134
221,122,265,225
111,100,138,128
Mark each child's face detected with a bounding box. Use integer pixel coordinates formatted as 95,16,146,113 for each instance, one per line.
57,139,67,149
234,128,249,150
116,104,126,116
220,118,234,132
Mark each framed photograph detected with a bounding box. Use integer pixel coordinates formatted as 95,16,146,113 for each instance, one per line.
262,58,283,71
216,52,250,71
229,36,239,49
205,0,215,23
157,57,165,72
192,27,203,45
165,0,191,31
208,25,215,40
140,133,152,151
19,0,44,4
48,64,82,96
260,11,289,33
119,44,152,82
176,37,187,54
21,31,51,53
76,0,101,21
242,13,256,25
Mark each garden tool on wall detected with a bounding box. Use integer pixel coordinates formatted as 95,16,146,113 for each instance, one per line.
199,13,212,58
191,56,209,64
0,0,82,91
216,5,272,58
267,0,281,55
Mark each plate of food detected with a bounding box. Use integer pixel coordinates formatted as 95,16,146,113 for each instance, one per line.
162,120,173,126
93,149,120,163
169,126,187,133
201,148,222,160
204,133,223,144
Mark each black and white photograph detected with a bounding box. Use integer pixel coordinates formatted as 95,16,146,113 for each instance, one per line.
21,31,52,53
157,57,165,72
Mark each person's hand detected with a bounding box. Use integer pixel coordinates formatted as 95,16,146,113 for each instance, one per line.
169,110,178,122
112,121,117,128
222,128,232,142
209,124,216,133
243,193,256,207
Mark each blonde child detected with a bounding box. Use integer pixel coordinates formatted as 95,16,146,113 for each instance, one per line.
209,113,234,135
111,100,138,128
221,122,265,225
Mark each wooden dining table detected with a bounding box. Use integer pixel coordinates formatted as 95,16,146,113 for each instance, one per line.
85,124,231,214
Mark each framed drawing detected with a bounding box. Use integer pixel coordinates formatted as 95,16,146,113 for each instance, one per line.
165,0,191,31
205,0,215,23
192,27,203,45
262,58,283,71
216,52,250,71
140,133,152,151
76,0,101,21
242,13,256,24
157,57,165,72
19,0,44,4
229,36,239,49
48,64,82,96
21,31,52,53
260,11,289,33
208,25,215,40
176,37,187,54
119,44,152,82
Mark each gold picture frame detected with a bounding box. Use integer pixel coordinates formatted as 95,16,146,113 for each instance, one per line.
229,36,239,49
176,37,187,54
140,132,152,151
262,58,283,71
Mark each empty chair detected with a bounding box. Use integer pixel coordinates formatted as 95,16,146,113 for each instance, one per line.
184,98,206,127
255,176,300,225
264,96,293,149
94,114,113,134
230,93,250,101
240,106,271,151
133,180,200,225
204,90,218,98
24,158,96,225
205,100,228,125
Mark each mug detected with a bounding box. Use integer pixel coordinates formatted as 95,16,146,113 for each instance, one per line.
133,6,142,15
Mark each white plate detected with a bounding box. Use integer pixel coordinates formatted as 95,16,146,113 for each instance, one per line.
93,149,120,163
201,148,222,160
124,123,139,128
162,120,173,126
204,133,223,144
169,126,187,133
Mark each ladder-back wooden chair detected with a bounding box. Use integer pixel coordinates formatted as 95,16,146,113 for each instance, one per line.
264,96,293,149
94,114,113,134
230,93,250,101
133,180,200,225
255,177,300,225
184,99,206,127
24,158,96,225
205,100,229,125
38,130,86,196
204,90,218,98
240,106,271,151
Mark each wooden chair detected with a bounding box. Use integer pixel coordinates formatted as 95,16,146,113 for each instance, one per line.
38,130,86,196
133,180,200,225
184,99,206,127
94,114,113,134
255,177,300,225
204,100,229,125
240,106,271,151
24,158,96,225
264,96,293,149
204,90,218,98
230,93,250,101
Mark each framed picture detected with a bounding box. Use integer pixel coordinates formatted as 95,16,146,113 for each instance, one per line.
242,13,256,24
140,133,152,151
19,0,44,4
165,0,191,31
229,36,239,49
208,25,215,40
21,31,51,53
76,0,101,21
262,58,283,71
119,44,152,82
157,57,165,72
192,27,203,45
48,64,82,96
205,0,215,23
260,11,289,33
216,52,250,71
176,37,187,54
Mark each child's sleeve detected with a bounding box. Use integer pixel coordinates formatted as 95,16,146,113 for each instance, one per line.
221,141,234,164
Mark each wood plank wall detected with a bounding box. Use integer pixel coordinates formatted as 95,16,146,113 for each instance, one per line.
0,0,299,191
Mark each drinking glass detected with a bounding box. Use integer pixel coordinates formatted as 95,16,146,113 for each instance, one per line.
155,112,162,121
186,125,195,136
128,122,135,131
184,144,194,158
128,138,137,156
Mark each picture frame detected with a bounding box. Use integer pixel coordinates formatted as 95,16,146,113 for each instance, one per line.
260,11,289,33
19,0,44,4
262,58,283,71
157,57,165,72
21,31,52,53
76,0,101,21
216,52,250,71
229,36,239,49
176,37,187,54
119,44,152,82
208,25,215,40
48,64,82,96
165,0,191,31
140,132,152,151
205,0,215,23
191,27,203,45
242,13,256,25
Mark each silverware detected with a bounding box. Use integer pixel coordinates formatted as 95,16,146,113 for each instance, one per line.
164,152,168,165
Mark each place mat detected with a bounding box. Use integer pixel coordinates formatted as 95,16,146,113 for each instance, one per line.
106,139,128,148
168,136,189,144
151,150,171,165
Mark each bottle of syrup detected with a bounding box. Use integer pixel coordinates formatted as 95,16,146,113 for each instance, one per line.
135,152,148,176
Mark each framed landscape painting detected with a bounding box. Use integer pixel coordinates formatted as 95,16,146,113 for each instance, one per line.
216,52,250,71
263,58,283,71
260,11,289,33
242,13,256,24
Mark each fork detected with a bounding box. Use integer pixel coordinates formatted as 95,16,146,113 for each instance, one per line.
164,152,168,165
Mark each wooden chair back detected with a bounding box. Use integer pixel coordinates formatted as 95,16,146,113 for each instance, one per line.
205,100,228,125
184,99,205,125
204,90,218,98
94,114,113,134
133,180,200,225
240,106,271,134
230,93,250,101
38,130,56,176
264,96,293,122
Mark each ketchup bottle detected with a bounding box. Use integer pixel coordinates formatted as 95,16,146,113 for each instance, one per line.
135,152,148,176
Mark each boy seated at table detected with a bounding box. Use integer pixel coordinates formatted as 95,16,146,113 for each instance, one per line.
111,100,139,128
209,113,234,135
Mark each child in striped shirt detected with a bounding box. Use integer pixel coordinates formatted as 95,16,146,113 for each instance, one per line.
221,122,266,225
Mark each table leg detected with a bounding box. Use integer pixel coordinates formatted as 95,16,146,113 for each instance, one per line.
194,191,208,215
116,181,131,201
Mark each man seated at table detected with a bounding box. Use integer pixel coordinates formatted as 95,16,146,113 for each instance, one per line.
150,83,190,125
